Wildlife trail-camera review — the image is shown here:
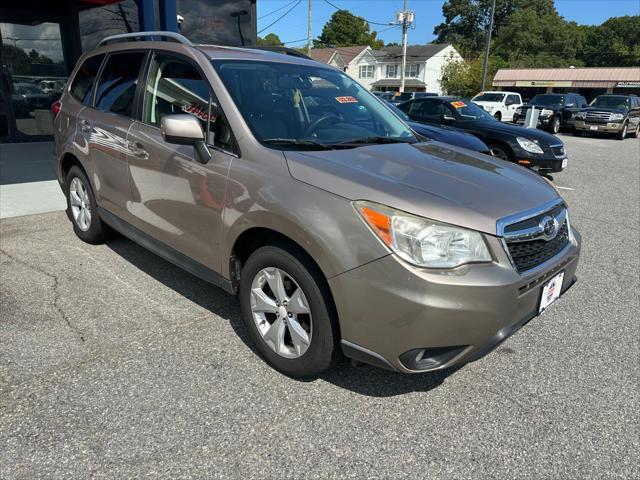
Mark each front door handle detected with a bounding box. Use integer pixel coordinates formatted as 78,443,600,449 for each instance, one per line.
79,119,91,133
129,141,149,159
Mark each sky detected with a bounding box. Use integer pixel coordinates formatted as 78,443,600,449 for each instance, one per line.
257,0,640,49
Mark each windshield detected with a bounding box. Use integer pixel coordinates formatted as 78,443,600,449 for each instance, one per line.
530,94,564,108
590,96,630,109
449,100,495,121
472,92,505,102
212,60,415,149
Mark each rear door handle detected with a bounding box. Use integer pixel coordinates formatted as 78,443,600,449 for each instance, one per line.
129,141,149,159
79,119,91,133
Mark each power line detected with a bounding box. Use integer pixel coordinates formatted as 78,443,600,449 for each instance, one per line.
322,0,391,27
258,0,303,34
258,0,299,20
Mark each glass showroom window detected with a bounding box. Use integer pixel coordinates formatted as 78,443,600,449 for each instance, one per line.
359,65,375,78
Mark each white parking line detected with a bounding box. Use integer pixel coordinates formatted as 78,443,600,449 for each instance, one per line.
556,186,574,191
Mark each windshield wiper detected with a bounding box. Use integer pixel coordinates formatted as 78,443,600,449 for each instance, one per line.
333,136,415,146
261,138,335,150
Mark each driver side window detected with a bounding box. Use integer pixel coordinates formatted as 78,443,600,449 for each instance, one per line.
143,53,237,154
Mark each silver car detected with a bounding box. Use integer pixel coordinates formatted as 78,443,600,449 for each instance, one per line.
53,32,581,377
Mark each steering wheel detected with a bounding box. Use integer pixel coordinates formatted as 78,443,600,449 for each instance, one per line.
304,113,340,137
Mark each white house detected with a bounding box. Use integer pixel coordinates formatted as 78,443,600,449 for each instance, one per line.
309,43,461,95
365,44,461,94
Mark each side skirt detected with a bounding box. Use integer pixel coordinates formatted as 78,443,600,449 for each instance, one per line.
98,207,235,294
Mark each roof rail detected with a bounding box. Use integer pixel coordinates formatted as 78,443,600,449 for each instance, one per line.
246,46,312,60
98,31,192,47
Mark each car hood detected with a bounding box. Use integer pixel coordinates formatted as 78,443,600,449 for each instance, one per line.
580,106,628,114
473,100,502,107
408,122,489,152
461,120,562,145
284,142,560,235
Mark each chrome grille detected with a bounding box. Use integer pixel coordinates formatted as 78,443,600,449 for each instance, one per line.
502,204,570,274
585,111,612,123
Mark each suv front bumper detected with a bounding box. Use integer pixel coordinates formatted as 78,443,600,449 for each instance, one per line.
330,228,581,373
574,120,624,133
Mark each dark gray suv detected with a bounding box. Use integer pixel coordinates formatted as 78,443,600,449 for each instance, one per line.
53,32,581,377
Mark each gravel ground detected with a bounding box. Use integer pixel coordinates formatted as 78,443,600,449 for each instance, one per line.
1,134,638,479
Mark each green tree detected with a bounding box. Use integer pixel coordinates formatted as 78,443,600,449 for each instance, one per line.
434,0,556,57
314,10,384,49
492,8,585,67
440,53,508,97
579,16,640,67
257,33,283,47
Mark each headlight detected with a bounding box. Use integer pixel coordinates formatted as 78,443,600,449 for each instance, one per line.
576,111,586,119
516,136,544,154
541,109,554,117
610,113,624,121
354,201,492,268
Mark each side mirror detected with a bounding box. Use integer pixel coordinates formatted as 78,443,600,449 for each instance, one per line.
161,114,211,164
441,114,455,123
565,103,575,108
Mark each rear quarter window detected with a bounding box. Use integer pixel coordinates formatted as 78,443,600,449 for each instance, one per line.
70,54,105,105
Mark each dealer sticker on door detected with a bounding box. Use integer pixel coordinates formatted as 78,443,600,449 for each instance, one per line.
539,271,564,313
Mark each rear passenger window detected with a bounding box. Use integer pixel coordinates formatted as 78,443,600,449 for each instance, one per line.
94,51,145,117
70,54,105,105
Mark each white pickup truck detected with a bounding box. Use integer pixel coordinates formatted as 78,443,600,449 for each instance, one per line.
472,91,523,122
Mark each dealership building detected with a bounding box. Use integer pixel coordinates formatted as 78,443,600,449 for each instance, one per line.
0,0,257,143
492,67,640,102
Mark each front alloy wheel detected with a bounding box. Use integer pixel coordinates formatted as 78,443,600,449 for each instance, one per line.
239,244,338,377
551,116,561,134
250,267,312,358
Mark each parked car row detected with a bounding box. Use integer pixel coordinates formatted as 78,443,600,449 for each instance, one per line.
486,91,640,140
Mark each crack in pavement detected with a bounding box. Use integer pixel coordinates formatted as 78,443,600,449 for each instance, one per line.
0,247,85,343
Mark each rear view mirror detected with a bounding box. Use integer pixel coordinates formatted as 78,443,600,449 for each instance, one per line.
161,114,211,164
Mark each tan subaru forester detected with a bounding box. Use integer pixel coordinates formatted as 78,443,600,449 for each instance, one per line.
53,32,581,377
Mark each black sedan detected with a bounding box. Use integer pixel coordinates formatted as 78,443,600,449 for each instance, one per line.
397,96,568,173
382,100,491,155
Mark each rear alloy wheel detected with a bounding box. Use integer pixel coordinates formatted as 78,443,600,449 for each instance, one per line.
631,122,640,139
239,245,338,377
66,166,112,243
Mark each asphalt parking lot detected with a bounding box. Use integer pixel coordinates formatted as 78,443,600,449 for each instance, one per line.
1,134,638,479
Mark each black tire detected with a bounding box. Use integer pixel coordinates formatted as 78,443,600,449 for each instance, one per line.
65,165,112,243
550,116,561,134
631,122,640,139
616,122,627,140
239,244,339,377
488,143,514,163
494,111,502,121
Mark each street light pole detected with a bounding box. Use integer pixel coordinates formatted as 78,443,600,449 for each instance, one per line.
307,0,312,55
399,0,408,93
480,0,497,91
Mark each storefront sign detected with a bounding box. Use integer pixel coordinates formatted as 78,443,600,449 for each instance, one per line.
515,80,573,87
616,81,640,88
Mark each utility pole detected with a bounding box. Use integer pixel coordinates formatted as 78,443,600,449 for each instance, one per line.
307,0,312,55
399,0,408,93
480,0,497,91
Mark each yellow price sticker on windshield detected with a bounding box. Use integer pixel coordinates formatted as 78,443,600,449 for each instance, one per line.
451,101,466,108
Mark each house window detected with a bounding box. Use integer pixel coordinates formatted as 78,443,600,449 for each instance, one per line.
405,64,419,78
385,64,397,78
359,65,375,79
